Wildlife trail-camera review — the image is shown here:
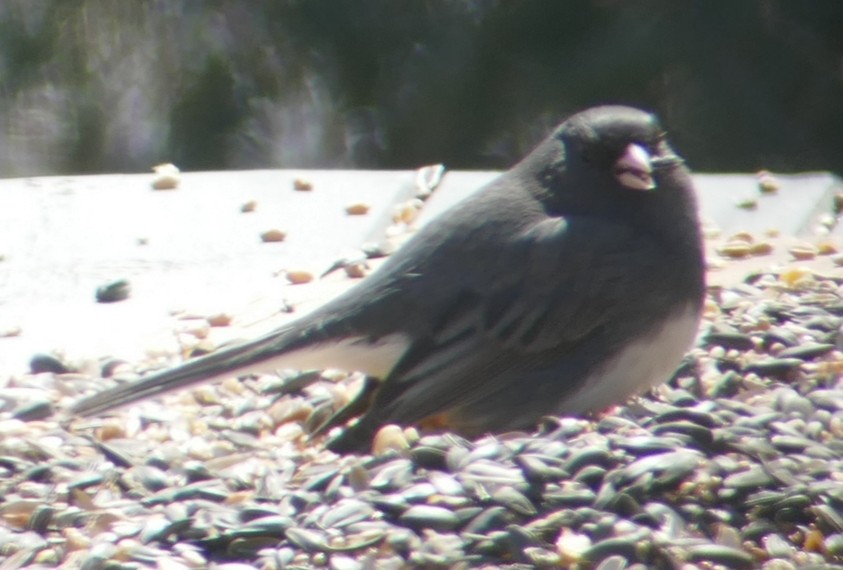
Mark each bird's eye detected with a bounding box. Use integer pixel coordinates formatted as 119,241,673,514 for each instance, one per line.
639,136,664,156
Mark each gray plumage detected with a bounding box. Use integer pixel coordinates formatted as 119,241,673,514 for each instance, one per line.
72,105,705,452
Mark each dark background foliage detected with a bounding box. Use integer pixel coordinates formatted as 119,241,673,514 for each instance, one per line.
0,1,841,176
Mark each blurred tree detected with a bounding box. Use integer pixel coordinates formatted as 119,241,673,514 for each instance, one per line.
0,0,840,176
169,55,241,170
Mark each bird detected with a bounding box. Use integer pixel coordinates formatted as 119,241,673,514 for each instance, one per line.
71,105,705,453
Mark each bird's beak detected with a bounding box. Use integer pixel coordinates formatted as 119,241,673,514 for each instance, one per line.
614,143,686,191
614,143,656,191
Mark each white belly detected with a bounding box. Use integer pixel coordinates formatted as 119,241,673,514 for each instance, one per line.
558,304,701,413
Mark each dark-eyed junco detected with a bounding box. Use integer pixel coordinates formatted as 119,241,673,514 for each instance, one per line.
72,106,705,452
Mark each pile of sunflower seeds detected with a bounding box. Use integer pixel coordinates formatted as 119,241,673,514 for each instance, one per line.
2,266,843,569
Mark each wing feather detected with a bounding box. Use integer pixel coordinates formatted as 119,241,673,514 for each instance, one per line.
367,215,669,427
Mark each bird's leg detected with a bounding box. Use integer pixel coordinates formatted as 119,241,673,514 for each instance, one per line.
325,417,379,454
309,375,380,438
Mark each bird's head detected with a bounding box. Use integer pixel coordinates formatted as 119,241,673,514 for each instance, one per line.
557,105,686,193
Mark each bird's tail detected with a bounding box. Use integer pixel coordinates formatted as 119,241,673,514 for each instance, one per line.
70,325,303,417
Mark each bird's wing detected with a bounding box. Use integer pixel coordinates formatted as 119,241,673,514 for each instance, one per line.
492,215,675,350
371,215,668,425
